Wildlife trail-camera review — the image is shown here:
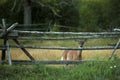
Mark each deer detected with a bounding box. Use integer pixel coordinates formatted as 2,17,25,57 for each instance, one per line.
61,39,87,65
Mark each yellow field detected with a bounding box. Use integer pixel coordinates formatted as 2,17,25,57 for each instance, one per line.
0,49,120,60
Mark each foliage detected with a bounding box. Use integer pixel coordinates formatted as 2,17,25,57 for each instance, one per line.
0,0,120,31
0,0,7,5
0,60,120,80
78,0,111,31
108,0,120,28
57,0,80,31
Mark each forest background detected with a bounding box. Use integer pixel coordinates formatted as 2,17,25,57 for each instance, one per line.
0,0,120,32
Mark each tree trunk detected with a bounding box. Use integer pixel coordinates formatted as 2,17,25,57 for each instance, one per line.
23,0,32,26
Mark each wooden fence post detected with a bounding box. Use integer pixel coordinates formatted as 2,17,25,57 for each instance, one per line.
109,38,120,60
0,19,18,65
6,40,12,65
1,19,7,62
13,39,35,60
109,28,120,60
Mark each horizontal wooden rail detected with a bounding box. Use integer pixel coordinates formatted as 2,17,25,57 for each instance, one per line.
0,47,6,50
0,23,47,26
17,30,120,35
12,60,105,64
0,24,78,29
114,28,120,31
0,45,118,50
18,35,120,40
0,23,18,38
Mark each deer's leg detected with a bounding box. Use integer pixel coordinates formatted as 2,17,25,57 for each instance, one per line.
78,50,82,60
61,50,69,60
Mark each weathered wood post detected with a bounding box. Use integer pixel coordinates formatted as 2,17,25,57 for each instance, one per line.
0,19,18,65
6,40,12,65
1,19,7,62
109,28,120,60
13,39,35,60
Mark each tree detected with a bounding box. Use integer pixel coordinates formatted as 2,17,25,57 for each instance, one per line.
78,0,116,31
23,0,32,24
10,0,59,24
11,0,32,24
56,0,80,31
0,0,80,31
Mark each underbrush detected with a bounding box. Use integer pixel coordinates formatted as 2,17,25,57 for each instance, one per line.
0,60,120,80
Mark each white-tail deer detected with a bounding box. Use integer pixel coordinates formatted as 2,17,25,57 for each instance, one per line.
61,39,86,61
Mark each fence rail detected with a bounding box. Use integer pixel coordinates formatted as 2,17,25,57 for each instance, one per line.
11,60,105,65
18,35,120,40
17,30,120,35
0,22,120,65
4,45,120,50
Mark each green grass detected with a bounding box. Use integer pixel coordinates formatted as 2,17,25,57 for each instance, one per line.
0,37,118,48
10,38,118,47
0,37,120,80
0,60,120,80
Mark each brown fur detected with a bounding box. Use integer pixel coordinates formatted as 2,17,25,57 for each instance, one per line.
61,50,82,60
61,39,86,61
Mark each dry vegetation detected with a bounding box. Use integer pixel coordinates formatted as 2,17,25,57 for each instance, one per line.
0,38,119,61
0,49,120,60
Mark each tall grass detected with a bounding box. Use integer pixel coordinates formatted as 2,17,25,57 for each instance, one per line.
0,60,120,80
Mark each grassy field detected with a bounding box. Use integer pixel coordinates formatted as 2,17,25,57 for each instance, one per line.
0,38,120,80
0,38,120,60
0,49,119,61
0,60,120,80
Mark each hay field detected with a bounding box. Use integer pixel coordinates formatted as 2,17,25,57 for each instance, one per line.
0,38,119,60
0,49,120,60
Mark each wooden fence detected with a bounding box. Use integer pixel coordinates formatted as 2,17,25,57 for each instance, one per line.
0,20,120,65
